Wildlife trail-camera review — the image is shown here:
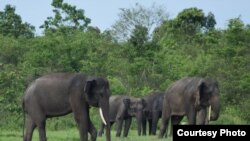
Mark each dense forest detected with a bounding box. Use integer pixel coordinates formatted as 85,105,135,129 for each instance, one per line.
0,0,249,130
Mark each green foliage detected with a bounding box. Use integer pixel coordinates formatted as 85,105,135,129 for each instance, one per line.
0,5,35,38
214,105,247,124
225,17,247,45
108,76,127,95
205,12,216,30
175,7,206,34
40,0,91,34
153,7,217,45
129,25,149,55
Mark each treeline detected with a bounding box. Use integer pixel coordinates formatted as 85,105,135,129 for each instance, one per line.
0,0,249,129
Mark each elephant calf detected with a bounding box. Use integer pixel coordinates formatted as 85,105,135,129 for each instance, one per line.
98,95,146,137
142,92,164,136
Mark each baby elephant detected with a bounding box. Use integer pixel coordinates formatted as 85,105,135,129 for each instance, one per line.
98,95,146,137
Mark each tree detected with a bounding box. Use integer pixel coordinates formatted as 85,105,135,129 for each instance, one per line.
111,3,168,41
225,17,245,45
205,12,216,30
129,25,149,55
175,7,206,34
40,0,91,34
0,5,35,38
152,8,217,44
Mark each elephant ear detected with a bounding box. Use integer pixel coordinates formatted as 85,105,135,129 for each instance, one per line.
84,78,96,95
195,79,205,109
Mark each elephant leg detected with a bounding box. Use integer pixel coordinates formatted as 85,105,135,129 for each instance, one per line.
88,122,97,141
137,119,142,136
98,121,114,137
148,119,152,135
116,119,124,137
74,113,88,141
158,103,170,138
98,123,105,137
31,111,46,141
72,104,89,141
187,108,196,124
70,93,89,141
142,117,147,136
88,119,97,141
158,115,169,138
152,112,160,135
36,119,47,141
123,118,132,137
170,115,184,136
24,115,36,141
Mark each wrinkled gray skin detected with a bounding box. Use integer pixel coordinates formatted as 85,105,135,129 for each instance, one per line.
98,95,146,137
22,73,111,141
141,92,164,135
158,77,220,138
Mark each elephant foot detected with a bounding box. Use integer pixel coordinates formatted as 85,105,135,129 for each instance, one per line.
116,133,121,137
90,133,97,141
158,132,164,139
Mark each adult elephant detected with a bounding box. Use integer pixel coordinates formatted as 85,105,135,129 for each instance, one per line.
141,92,164,136
22,73,111,141
98,95,146,137
158,77,220,138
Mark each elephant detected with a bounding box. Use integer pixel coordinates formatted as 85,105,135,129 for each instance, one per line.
140,92,164,136
22,73,111,141
158,77,220,138
98,95,146,137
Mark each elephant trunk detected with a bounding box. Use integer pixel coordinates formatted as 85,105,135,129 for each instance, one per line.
105,121,111,141
210,95,220,121
99,100,111,141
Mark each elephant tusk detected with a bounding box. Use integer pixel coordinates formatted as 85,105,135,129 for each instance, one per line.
99,108,107,126
208,105,211,121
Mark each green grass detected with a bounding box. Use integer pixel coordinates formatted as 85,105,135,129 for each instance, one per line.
0,129,171,141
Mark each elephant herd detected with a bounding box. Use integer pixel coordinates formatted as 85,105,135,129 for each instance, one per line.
22,73,220,141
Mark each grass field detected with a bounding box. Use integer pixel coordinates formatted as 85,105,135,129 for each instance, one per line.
0,129,171,141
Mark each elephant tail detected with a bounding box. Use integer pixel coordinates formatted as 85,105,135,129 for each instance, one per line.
22,100,25,138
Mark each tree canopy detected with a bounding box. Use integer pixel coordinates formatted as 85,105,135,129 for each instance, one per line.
0,5,35,38
40,0,91,34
